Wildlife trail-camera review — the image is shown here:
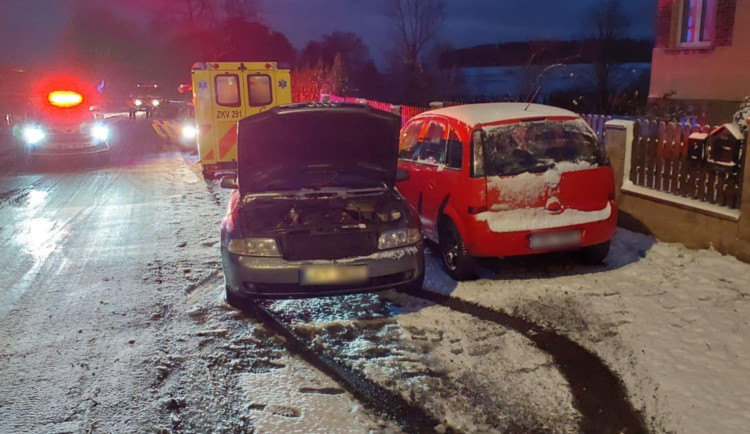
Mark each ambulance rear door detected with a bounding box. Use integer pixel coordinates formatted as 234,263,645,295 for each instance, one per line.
208,70,246,166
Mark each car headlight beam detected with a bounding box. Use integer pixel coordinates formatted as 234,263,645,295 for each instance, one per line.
151,99,160,107
227,238,281,257
22,126,45,145
378,228,421,250
181,124,197,140
91,124,109,141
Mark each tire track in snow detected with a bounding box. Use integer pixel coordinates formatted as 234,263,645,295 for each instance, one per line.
407,289,649,434
242,300,454,434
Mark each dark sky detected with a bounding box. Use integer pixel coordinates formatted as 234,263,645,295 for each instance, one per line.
0,0,656,66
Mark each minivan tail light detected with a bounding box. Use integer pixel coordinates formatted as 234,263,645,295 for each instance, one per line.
468,206,487,215
471,130,485,177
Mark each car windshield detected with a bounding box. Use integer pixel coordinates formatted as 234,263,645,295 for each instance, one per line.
482,119,606,176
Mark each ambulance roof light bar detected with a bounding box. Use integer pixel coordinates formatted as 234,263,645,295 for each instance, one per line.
48,91,84,108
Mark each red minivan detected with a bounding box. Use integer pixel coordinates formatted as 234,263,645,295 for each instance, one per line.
396,103,617,280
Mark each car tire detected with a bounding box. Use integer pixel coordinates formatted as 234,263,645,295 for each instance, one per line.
579,241,610,265
439,220,476,281
225,285,248,310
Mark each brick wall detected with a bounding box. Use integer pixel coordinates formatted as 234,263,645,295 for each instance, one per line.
655,0,674,48
715,0,738,46
654,0,737,48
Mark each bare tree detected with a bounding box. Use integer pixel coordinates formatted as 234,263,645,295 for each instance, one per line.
386,0,445,104
388,0,445,66
223,0,260,21
587,0,630,112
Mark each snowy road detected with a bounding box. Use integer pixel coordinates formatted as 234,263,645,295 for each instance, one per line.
0,116,748,433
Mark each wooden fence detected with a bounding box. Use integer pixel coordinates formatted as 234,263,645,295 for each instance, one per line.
582,114,612,142
628,120,744,209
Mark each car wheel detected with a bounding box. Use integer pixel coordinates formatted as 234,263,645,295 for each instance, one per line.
439,220,475,281
579,241,610,265
225,285,247,310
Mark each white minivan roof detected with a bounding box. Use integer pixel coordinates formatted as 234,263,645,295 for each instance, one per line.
414,102,580,127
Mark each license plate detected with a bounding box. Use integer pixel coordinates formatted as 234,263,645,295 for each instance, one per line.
300,265,368,286
529,230,582,250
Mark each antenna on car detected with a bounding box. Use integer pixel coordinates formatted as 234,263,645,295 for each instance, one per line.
524,54,582,111
524,87,542,111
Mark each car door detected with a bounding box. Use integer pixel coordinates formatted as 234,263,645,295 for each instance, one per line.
396,118,428,210
414,119,449,238
210,71,246,164
424,127,467,242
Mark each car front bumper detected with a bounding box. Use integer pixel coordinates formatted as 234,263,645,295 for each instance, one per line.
28,142,110,157
223,243,424,299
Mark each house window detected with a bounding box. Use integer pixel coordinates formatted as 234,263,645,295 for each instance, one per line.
678,0,716,46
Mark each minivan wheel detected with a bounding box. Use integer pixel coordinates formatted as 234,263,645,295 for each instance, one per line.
579,241,610,265
439,221,475,281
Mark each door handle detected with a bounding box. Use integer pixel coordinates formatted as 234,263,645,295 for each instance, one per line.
428,184,435,190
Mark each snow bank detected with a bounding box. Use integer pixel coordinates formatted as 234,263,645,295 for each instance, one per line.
475,202,611,233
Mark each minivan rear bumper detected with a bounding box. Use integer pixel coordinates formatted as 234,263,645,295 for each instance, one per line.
465,200,618,257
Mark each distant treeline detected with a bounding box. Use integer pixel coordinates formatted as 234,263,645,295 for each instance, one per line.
439,39,653,68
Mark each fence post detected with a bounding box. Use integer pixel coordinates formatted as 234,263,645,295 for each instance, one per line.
604,119,635,202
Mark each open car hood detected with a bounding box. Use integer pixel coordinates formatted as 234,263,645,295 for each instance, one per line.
236,104,401,195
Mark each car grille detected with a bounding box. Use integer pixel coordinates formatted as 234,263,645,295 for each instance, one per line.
47,130,90,148
283,231,374,261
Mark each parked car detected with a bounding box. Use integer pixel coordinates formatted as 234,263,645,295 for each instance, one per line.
220,102,425,303
396,102,617,280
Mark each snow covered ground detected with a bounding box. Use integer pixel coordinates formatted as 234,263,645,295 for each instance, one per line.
419,230,750,433
1,118,747,433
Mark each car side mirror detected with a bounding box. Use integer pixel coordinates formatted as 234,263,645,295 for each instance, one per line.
220,175,238,189
396,168,410,182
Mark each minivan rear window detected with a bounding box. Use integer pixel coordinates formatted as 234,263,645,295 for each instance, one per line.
482,119,606,177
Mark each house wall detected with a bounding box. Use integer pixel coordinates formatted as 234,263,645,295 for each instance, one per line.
650,0,749,122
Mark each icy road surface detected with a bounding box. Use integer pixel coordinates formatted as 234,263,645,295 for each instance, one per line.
0,116,748,433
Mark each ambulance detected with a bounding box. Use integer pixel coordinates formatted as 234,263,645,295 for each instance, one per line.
190,62,292,179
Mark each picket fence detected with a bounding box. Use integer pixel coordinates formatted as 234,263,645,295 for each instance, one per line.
627,120,744,209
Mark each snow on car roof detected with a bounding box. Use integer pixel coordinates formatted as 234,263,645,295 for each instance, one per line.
415,102,580,127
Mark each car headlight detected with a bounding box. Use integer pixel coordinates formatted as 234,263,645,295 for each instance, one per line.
22,126,45,145
134,99,142,106
378,228,420,250
182,124,197,140
151,99,160,107
227,238,281,257
91,124,109,141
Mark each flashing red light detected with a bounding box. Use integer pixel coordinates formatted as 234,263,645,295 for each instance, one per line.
48,91,83,108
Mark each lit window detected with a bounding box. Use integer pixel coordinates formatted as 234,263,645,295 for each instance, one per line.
215,75,240,106
247,75,272,107
679,0,715,46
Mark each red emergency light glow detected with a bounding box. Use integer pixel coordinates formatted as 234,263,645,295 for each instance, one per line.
48,91,83,108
